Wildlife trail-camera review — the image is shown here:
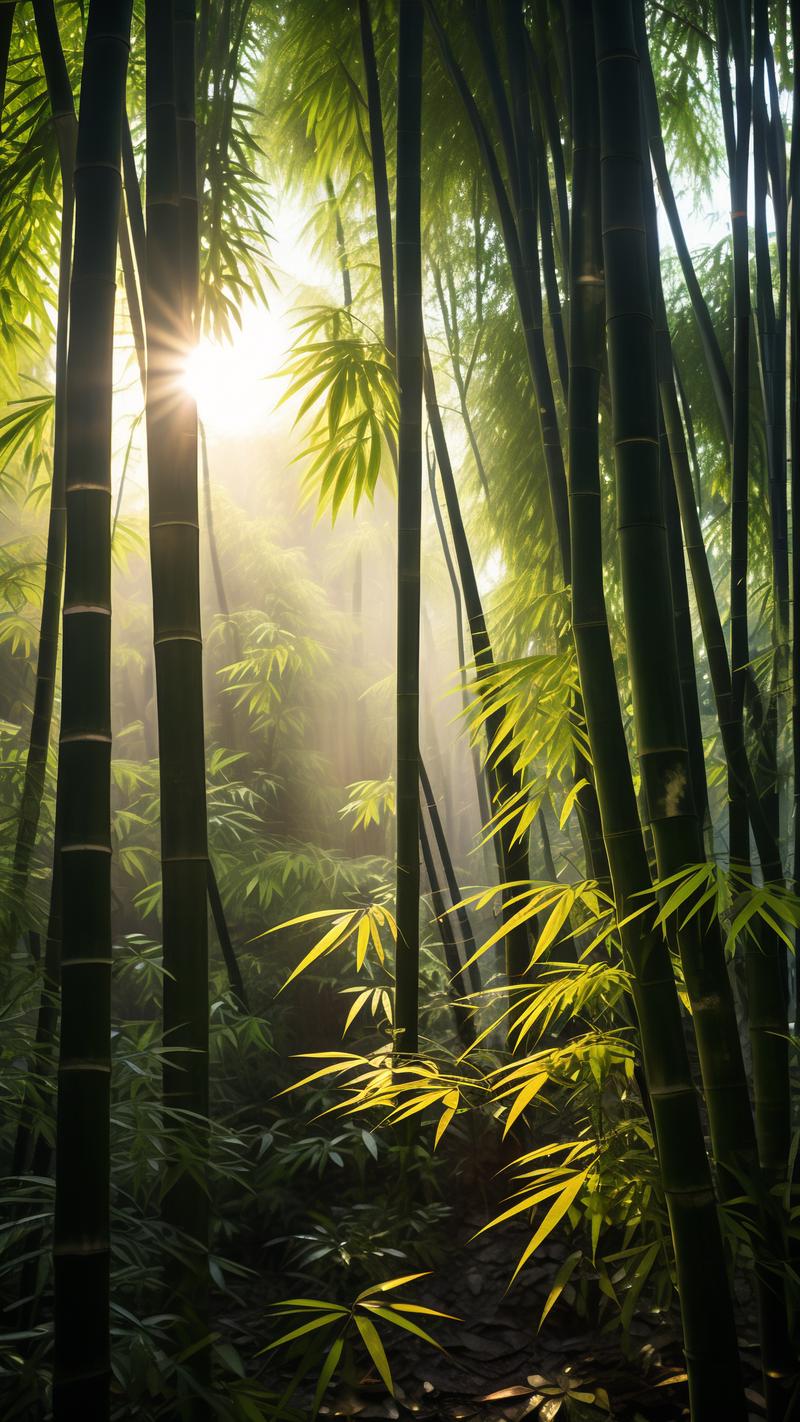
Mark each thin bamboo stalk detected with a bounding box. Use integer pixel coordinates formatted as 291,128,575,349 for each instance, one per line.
9,0,76,932
393,0,424,1053
325,174,352,308
426,0,609,886
639,23,733,443
358,0,396,356
426,432,493,843
419,793,474,1047
0,5,14,132
424,352,534,984
419,755,481,996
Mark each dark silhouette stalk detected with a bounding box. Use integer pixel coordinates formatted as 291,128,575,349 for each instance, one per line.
425,351,534,984
427,0,610,886
419,755,481,996
145,0,211,1385
9,0,76,933
639,19,733,442
430,261,492,507
208,860,248,1010
525,27,569,286
599,4,792,1411
393,0,424,1052
426,432,493,842
358,0,396,355
53,5,133,1415
0,4,14,132
791,0,800,1027
536,156,568,403
419,802,474,1047
122,112,147,280
325,174,352,308
568,7,745,1412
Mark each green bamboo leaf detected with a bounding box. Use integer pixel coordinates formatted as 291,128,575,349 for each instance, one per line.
280,913,357,989
539,1250,582,1329
311,1335,344,1417
558,778,588,829
361,1304,448,1347
356,1272,428,1301
502,1072,548,1137
262,1312,342,1352
510,1171,589,1283
354,1314,393,1394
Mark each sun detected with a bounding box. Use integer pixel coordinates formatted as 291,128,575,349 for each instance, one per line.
182,304,290,434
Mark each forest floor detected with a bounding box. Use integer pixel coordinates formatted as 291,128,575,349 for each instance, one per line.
253,1207,767,1422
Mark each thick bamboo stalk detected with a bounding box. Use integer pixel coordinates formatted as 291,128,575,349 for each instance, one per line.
145,0,210,1375
635,8,783,889
567,7,745,1411
114,174,247,1023
595,0,753,1179
791,0,800,1029
393,0,424,1053
53,5,133,1416
596,5,793,1410
638,0,789,1192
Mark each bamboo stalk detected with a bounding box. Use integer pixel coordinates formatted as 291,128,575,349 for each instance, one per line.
145,0,211,1384
567,7,746,1410
0,4,14,133
791,0,800,1030
596,0,753,1181
9,0,76,933
597,5,793,1410
639,21,733,443
324,174,352,308
53,5,133,1415
393,0,424,1053
358,0,396,357
419,793,474,1048
426,431,493,844
424,351,535,984
419,754,481,996
426,0,610,887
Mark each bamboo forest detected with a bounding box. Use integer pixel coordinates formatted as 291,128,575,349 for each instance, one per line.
7,2,800,1420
